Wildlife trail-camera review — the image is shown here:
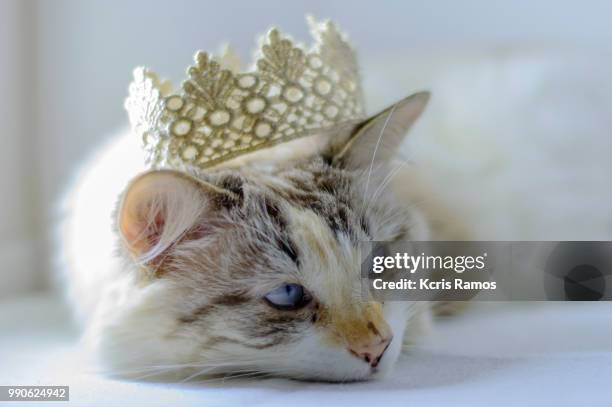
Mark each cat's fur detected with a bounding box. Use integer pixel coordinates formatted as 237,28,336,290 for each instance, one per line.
60,92,452,382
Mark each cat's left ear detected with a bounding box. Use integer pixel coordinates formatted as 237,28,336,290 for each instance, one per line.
117,170,238,264
331,91,429,169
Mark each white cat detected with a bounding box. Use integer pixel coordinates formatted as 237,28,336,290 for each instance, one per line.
60,93,437,382
60,50,612,383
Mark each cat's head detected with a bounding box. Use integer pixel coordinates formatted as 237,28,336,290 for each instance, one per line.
103,92,430,382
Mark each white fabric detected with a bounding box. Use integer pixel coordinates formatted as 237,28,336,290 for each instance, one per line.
1,293,610,406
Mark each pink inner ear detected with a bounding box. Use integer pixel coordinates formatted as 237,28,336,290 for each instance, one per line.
147,209,167,247
122,200,213,261
120,201,166,256
119,171,227,262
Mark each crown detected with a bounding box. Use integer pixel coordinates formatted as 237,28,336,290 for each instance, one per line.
125,17,365,170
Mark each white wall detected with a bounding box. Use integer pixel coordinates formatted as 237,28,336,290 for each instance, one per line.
3,0,612,296
0,0,40,296
33,0,612,207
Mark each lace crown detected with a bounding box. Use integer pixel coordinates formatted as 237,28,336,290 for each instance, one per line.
125,17,364,170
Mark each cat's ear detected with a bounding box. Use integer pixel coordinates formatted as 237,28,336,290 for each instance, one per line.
118,170,237,263
331,91,429,169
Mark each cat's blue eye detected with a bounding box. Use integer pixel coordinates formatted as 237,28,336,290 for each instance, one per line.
264,283,311,310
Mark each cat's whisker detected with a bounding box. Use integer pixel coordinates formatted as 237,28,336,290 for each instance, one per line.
99,357,278,383
363,160,410,215
358,104,398,222
180,359,289,384
362,147,415,221
187,370,273,385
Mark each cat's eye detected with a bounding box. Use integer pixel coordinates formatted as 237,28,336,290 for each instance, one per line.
264,283,312,310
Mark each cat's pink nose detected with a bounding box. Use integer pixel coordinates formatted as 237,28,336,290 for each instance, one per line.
348,336,392,368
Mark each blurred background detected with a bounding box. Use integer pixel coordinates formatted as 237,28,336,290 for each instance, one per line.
2,2,612,405
2,0,612,299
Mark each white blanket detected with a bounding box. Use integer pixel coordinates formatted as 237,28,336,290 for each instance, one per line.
1,294,610,406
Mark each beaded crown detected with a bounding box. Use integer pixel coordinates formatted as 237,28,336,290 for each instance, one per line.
125,17,364,170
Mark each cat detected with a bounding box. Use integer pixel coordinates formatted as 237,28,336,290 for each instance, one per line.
58,91,466,382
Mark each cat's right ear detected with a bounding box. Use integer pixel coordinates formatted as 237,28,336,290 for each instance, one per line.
330,92,430,169
117,170,237,264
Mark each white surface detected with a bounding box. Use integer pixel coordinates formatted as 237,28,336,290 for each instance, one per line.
1,294,610,406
